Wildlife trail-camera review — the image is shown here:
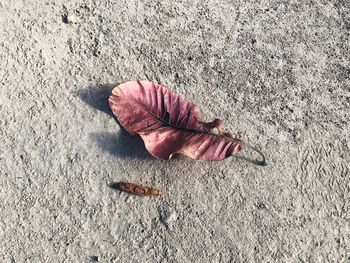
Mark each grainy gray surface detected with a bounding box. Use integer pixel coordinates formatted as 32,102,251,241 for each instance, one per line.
1,0,349,262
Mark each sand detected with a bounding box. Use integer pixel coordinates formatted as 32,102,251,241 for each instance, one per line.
1,0,349,262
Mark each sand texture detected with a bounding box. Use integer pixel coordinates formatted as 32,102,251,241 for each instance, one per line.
0,0,349,262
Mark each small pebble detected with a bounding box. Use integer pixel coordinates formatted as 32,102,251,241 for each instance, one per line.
67,14,78,24
125,196,133,203
161,212,177,225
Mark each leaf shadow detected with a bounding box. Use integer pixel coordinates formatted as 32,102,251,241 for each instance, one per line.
78,83,153,160
90,130,153,160
77,83,116,117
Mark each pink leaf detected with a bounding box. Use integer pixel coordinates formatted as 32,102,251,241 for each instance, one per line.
108,80,243,160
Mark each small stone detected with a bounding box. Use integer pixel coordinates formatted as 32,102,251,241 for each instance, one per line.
125,196,133,203
161,212,177,225
66,14,78,24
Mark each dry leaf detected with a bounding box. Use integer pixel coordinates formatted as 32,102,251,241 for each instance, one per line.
109,80,243,160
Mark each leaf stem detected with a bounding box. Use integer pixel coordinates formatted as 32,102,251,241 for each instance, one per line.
239,142,267,166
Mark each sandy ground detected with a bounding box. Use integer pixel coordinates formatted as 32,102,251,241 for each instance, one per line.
1,0,349,262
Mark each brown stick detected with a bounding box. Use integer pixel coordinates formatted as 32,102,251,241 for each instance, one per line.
111,182,164,196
